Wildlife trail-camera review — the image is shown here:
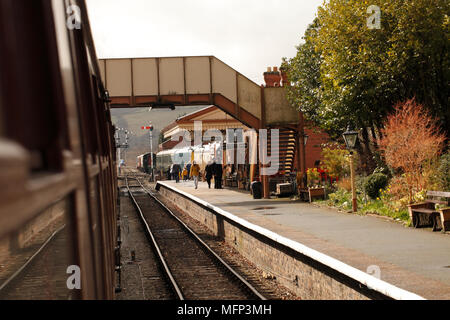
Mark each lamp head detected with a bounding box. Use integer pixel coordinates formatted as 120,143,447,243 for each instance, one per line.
304,134,309,146
343,126,359,150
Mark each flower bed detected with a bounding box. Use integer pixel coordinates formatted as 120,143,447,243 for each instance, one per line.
318,186,411,224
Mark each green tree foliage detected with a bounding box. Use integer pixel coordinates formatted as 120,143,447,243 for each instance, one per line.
282,19,326,133
283,0,450,169
383,1,450,134
436,153,450,191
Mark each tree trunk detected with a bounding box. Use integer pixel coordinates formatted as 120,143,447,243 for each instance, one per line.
357,127,378,175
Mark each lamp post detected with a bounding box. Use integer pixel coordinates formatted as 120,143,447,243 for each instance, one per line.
343,126,359,213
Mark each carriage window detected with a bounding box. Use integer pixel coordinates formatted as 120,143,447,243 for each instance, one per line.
0,85,3,137
0,1,66,173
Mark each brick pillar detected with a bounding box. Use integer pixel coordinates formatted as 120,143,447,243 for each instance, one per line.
261,140,270,199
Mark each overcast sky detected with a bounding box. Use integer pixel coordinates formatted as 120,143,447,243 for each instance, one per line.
86,0,323,85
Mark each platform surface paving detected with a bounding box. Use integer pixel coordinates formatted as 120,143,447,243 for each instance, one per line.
159,180,450,299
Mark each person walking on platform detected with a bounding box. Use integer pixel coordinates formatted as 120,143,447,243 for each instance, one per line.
190,161,201,189
213,161,223,189
205,161,214,189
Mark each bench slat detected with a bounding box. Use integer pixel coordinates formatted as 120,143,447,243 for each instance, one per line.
412,208,435,214
425,199,447,204
427,191,450,198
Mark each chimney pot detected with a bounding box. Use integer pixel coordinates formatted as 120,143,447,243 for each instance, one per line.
273,66,278,72
267,67,272,72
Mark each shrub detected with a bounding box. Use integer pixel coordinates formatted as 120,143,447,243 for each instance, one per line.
372,151,393,178
378,98,446,202
321,145,350,178
364,173,389,199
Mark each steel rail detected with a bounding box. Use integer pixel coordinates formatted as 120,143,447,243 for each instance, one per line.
125,175,185,300
133,175,267,300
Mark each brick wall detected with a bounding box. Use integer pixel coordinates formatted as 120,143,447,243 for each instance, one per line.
304,127,331,169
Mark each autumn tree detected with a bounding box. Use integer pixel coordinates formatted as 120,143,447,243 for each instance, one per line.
378,99,446,202
283,0,450,172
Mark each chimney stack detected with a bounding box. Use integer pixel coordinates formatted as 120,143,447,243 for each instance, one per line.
263,66,282,88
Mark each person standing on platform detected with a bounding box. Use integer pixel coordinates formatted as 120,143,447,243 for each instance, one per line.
182,165,188,182
167,166,171,180
190,161,201,189
170,164,174,180
186,162,192,181
205,161,214,189
172,163,181,183
214,161,223,189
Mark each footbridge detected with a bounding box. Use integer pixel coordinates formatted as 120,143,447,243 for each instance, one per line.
99,56,307,197
99,56,300,130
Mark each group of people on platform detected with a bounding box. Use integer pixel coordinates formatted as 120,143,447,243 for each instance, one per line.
205,161,223,190
168,160,223,190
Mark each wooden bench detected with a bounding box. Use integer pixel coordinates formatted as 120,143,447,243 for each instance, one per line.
299,187,326,203
408,191,450,232
276,183,295,197
225,173,238,188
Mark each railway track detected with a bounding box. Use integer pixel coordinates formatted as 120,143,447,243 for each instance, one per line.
125,174,266,300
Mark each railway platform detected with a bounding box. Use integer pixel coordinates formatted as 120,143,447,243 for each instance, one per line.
156,180,450,300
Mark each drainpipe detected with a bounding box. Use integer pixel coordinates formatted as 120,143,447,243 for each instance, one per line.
298,111,307,188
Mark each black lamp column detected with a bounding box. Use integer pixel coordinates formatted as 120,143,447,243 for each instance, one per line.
343,126,359,213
